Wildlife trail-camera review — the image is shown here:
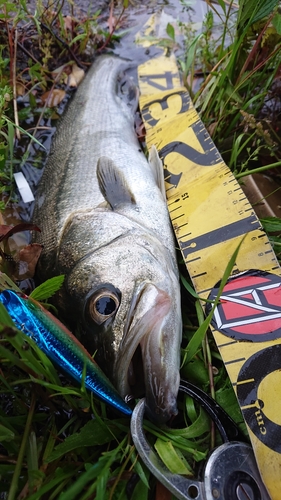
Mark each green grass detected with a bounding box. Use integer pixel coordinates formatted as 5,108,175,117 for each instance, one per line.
0,0,281,498
179,0,281,177
0,296,245,499
0,0,123,209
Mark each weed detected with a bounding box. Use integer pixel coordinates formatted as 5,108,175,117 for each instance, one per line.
180,0,281,175
0,0,127,209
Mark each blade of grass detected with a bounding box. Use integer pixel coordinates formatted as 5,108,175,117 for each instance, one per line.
58,440,124,500
7,391,36,500
22,471,75,500
236,160,281,178
108,445,135,500
0,273,21,293
154,439,193,475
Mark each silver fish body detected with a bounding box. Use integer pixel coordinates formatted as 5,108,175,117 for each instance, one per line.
33,55,182,423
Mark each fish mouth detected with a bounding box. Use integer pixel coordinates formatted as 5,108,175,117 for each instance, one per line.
115,283,180,424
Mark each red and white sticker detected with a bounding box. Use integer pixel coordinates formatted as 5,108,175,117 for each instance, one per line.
207,270,281,342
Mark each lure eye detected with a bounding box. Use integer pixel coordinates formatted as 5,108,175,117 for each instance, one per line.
88,288,120,325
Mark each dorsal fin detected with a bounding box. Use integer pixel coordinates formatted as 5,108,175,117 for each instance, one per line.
148,145,166,200
97,157,136,210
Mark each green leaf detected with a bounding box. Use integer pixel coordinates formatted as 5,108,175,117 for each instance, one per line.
0,272,21,293
180,274,201,299
180,357,209,386
185,394,199,424
69,33,87,47
238,0,279,32
131,473,149,500
59,466,96,500
166,23,175,41
216,0,226,14
131,451,150,489
165,406,210,439
272,12,281,35
46,419,121,462
5,117,46,151
182,33,204,77
96,448,122,500
22,469,74,500
216,387,244,424
0,334,58,384
0,302,16,328
154,439,193,475
0,423,15,442
183,236,245,364
27,430,39,472
42,420,57,463
29,275,65,301
59,444,123,500
251,0,279,25
269,236,281,250
261,217,281,233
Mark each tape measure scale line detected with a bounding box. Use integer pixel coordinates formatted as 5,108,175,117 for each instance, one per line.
137,51,281,499
137,64,280,286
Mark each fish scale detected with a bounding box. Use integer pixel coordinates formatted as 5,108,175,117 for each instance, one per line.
34,60,175,271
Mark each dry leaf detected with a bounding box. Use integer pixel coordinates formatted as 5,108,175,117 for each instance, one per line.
107,2,117,34
64,15,73,31
16,82,26,97
52,63,70,78
67,64,85,88
41,89,66,107
15,243,43,280
0,225,14,238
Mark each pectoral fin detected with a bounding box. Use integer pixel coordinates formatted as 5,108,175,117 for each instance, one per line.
149,145,166,200
97,157,136,210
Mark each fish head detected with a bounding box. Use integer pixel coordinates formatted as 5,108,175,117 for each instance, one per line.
61,216,182,424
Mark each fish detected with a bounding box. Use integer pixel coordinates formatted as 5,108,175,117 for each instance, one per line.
33,55,182,423
0,289,132,416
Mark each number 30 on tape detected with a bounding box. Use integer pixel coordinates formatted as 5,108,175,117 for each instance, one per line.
136,33,281,499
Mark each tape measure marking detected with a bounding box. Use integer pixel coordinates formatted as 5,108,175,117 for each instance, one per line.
179,216,260,256
237,345,281,451
224,357,246,365
139,70,180,91
207,270,281,342
219,339,240,348
137,49,281,498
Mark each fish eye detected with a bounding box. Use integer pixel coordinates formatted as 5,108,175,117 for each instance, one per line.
88,287,120,325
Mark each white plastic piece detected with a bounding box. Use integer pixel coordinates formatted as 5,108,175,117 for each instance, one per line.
14,172,35,203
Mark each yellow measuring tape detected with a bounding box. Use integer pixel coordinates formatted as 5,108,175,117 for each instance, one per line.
136,15,281,500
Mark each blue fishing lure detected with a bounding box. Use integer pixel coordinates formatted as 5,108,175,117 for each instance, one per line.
0,289,132,416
